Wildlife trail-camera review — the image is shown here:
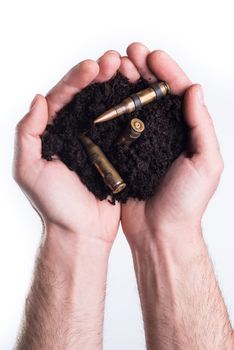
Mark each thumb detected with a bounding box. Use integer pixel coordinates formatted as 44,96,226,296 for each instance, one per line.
183,84,220,158
18,94,48,137
14,95,49,177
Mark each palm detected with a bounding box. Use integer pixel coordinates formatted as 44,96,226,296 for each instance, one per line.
15,52,125,242
15,43,222,244
121,156,203,238
119,43,222,241
30,159,120,241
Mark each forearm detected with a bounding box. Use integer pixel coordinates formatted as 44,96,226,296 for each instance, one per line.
130,226,234,350
15,225,111,350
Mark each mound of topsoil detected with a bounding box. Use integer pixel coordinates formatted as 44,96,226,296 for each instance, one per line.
42,72,188,203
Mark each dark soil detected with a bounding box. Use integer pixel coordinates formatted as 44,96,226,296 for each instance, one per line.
41,72,188,203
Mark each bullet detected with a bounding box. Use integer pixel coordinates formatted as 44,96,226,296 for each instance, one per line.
78,133,126,194
94,81,170,124
117,118,145,146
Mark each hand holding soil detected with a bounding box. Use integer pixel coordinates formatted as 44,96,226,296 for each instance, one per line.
13,43,223,244
13,43,232,350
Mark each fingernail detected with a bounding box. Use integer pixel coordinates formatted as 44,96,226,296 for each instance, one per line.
30,94,38,110
197,85,205,105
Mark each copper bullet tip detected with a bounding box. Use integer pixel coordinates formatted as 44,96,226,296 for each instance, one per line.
94,108,118,124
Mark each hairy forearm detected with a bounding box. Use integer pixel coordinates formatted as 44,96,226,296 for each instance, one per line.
130,226,234,350
15,225,111,350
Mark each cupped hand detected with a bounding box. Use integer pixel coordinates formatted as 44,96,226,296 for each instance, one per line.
13,51,123,243
120,43,224,243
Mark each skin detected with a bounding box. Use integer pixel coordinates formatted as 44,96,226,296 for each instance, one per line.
14,51,122,243
13,50,122,350
13,42,234,349
120,42,234,349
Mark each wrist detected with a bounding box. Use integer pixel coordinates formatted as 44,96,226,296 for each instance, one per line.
128,222,206,259
21,222,110,349
44,222,113,254
38,224,111,301
42,223,112,282
129,224,209,300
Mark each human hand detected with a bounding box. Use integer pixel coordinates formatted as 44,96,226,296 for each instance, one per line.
13,51,124,244
120,43,224,244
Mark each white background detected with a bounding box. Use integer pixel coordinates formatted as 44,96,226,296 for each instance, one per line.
0,0,234,349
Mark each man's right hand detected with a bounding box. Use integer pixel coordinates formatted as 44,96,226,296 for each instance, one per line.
119,43,233,350
120,43,224,245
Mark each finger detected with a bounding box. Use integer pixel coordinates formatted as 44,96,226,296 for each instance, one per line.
126,42,156,82
46,59,100,120
14,94,48,168
95,50,121,82
147,50,192,95
118,56,140,83
183,84,220,158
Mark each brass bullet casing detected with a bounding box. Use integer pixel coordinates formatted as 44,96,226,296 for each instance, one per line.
93,81,170,124
78,133,126,194
117,118,145,146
